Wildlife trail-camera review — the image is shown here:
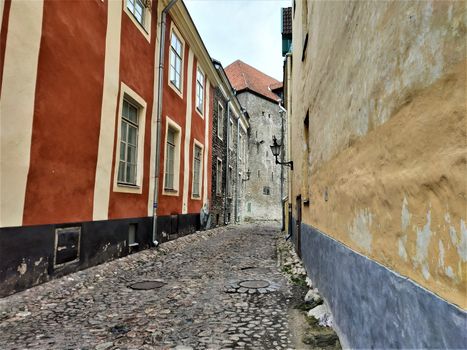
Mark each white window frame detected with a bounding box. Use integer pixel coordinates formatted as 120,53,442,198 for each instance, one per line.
162,116,182,196
191,139,204,200
195,65,205,117
217,102,224,140
216,158,222,196
123,0,152,42
113,83,146,194
168,24,184,98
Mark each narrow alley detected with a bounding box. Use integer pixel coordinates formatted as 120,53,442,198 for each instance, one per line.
0,224,333,350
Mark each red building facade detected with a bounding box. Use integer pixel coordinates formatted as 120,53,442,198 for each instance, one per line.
0,0,215,296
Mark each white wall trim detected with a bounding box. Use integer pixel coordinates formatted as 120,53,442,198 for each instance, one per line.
162,116,182,196
112,82,147,194
182,49,194,213
93,1,122,220
0,0,43,227
191,139,204,200
203,78,210,204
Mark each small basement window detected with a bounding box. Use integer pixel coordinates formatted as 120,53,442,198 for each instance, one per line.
54,227,81,268
129,224,138,247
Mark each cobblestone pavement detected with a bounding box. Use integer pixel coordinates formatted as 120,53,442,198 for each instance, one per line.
0,224,302,350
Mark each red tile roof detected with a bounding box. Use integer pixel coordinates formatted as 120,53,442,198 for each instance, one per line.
225,60,282,102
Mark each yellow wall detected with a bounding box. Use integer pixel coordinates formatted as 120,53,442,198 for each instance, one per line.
289,1,466,308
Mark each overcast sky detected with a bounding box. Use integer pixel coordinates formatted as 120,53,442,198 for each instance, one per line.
185,0,291,81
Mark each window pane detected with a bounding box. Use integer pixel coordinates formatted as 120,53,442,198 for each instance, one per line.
127,0,134,13
128,145,137,163
167,128,175,144
120,141,126,161
121,121,128,142
128,104,138,124
128,125,137,145
118,161,126,182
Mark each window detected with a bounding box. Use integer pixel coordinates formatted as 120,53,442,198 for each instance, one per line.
216,158,222,196
239,134,243,159
169,31,183,91
192,143,203,198
217,103,224,139
229,119,234,149
163,118,181,195
263,186,271,195
126,0,145,26
114,83,146,194
228,166,233,197
123,0,151,41
257,170,260,178
165,127,176,190
118,99,139,186
196,67,204,114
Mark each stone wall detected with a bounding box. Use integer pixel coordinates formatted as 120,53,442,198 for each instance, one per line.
211,87,228,226
238,92,283,222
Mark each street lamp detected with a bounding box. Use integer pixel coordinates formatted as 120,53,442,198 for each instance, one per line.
242,169,251,182
270,135,293,170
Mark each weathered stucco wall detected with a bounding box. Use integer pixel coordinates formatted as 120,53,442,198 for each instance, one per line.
290,1,466,307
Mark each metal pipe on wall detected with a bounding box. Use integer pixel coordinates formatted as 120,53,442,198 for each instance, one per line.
152,0,178,246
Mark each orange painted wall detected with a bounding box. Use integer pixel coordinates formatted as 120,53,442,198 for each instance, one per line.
0,0,11,97
187,57,205,213
23,0,107,226
157,16,189,216
108,2,158,219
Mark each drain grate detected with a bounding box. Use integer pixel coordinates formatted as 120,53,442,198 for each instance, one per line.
129,281,165,290
224,279,279,294
239,279,270,289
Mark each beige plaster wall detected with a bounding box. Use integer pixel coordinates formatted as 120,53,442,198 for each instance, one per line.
289,1,466,308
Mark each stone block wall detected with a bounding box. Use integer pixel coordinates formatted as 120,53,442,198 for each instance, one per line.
239,92,283,222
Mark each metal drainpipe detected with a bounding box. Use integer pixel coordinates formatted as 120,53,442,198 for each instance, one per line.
278,103,287,231
224,101,231,224
152,0,178,246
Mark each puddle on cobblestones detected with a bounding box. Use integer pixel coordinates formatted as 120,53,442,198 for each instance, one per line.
128,281,166,290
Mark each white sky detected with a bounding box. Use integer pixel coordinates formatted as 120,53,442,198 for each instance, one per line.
185,0,291,81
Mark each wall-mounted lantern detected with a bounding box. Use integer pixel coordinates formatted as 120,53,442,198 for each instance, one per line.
270,135,293,170
242,169,251,182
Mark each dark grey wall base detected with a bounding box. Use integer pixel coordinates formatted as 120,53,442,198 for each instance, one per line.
156,213,200,243
0,217,153,298
0,213,201,298
296,221,467,349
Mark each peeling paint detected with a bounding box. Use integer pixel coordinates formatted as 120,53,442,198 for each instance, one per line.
349,209,372,252
438,240,445,268
444,214,467,262
17,260,27,276
398,196,410,261
458,220,467,262
401,196,411,231
414,208,432,280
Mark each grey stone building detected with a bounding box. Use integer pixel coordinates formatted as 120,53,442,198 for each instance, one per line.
211,60,248,226
225,60,285,222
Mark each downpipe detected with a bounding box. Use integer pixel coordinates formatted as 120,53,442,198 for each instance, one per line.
152,0,179,247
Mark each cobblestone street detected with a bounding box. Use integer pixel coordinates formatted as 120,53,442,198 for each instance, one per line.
0,224,304,350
